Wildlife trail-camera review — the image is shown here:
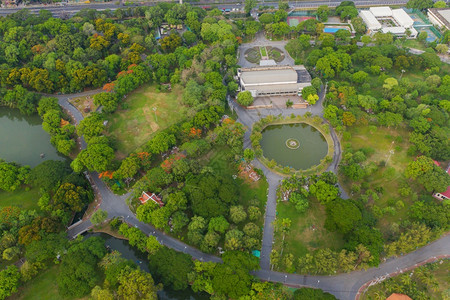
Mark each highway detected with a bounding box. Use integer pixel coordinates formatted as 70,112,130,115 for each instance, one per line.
0,0,409,18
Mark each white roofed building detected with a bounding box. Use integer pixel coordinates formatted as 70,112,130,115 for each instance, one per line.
359,10,382,31
428,8,450,30
392,9,414,28
237,66,312,98
370,6,393,18
359,7,417,39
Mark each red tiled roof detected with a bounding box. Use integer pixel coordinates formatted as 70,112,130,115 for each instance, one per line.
386,293,412,300
441,186,450,199
139,192,164,207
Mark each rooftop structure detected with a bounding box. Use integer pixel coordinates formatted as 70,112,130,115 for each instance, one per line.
360,7,416,37
237,66,311,97
370,6,393,17
139,191,164,207
392,9,414,28
386,294,412,300
427,8,450,30
359,10,382,31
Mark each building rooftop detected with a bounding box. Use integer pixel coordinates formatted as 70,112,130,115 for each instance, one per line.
239,66,311,86
240,68,297,85
370,6,392,17
429,8,450,29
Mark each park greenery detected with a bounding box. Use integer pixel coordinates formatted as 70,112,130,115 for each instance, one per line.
362,260,450,300
0,1,449,299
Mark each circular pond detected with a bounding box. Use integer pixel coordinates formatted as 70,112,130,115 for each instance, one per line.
260,123,328,170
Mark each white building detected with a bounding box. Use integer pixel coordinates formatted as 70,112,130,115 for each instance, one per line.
360,7,417,38
427,8,450,30
392,9,414,28
382,26,418,38
370,6,393,18
237,66,311,97
359,10,382,31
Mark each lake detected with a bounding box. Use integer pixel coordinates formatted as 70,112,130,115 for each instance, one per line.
85,232,210,300
0,108,65,167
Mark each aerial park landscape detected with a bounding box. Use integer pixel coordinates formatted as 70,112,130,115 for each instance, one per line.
0,0,449,299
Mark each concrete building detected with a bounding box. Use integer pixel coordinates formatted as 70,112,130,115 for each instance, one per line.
237,66,312,97
359,10,382,31
360,7,416,38
428,8,450,30
370,6,393,18
392,8,414,28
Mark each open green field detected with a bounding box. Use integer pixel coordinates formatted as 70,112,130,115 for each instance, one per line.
0,188,39,210
274,199,345,262
107,84,187,157
340,125,418,235
11,265,83,300
362,260,450,300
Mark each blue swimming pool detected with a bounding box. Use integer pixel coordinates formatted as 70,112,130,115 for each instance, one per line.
324,27,348,33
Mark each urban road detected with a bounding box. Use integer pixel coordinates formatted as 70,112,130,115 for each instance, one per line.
0,0,409,17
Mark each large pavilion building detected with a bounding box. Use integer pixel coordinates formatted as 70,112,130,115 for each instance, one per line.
237,66,312,97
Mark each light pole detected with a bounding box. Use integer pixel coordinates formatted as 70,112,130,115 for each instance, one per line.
400,69,405,79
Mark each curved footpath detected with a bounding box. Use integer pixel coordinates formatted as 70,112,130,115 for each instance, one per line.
63,90,450,300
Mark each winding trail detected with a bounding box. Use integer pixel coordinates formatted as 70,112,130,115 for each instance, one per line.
62,79,449,300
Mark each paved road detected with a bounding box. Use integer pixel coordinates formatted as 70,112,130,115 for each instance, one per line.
0,0,409,17
254,233,450,300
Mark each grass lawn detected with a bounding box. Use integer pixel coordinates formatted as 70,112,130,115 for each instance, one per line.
274,199,345,264
11,265,85,300
340,125,418,235
107,84,187,157
401,39,428,51
260,46,268,57
0,188,39,210
362,260,450,300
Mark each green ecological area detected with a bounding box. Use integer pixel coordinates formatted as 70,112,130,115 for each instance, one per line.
0,188,39,210
11,265,82,300
205,146,269,230
362,260,450,300
130,115,269,255
107,84,187,157
144,144,269,253
340,126,417,235
273,199,345,260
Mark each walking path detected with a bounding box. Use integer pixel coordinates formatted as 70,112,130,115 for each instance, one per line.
62,52,449,299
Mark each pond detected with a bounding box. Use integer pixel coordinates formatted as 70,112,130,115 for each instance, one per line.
260,123,328,170
85,233,210,300
0,108,65,167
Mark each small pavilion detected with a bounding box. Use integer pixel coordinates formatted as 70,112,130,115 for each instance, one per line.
139,191,164,207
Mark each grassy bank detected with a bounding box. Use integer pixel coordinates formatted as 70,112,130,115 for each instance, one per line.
0,188,39,210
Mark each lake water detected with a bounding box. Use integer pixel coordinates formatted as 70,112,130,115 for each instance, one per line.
260,123,328,170
85,233,210,300
0,108,65,167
